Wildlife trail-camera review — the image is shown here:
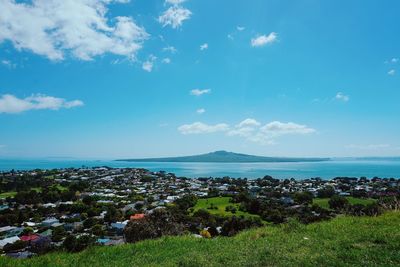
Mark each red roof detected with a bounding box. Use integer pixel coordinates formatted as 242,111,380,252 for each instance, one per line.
20,234,40,242
130,214,145,220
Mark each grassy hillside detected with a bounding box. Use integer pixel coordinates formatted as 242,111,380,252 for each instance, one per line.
1,212,399,267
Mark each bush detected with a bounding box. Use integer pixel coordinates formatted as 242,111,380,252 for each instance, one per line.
63,234,95,252
328,195,349,210
221,216,263,236
124,209,185,243
3,240,27,253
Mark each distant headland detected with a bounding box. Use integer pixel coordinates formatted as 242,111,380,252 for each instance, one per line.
116,150,330,163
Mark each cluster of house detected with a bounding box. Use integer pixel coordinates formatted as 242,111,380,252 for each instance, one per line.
1,167,399,258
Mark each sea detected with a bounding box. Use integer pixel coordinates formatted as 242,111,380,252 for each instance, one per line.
1,158,400,180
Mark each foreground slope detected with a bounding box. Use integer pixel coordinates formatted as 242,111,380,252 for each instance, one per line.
117,150,330,163
1,212,399,267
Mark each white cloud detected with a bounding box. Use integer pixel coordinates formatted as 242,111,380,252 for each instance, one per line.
335,92,350,102
236,118,261,128
0,94,84,114
200,43,208,51
391,58,398,63
227,34,234,40
165,0,186,5
237,26,245,31
227,127,255,137
190,89,211,96
251,32,277,47
196,108,205,114
178,122,229,134
163,46,178,53
388,69,396,75
142,55,157,72
179,119,316,145
162,58,171,64
260,121,316,136
158,6,192,29
0,0,148,61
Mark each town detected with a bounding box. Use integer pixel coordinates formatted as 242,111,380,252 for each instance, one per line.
1,167,399,259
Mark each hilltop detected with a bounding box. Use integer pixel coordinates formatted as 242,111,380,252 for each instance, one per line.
1,212,399,266
117,150,330,163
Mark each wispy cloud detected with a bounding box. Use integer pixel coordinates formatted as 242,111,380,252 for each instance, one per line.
196,108,205,114
142,55,157,72
236,26,245,31
190,89,211,96
158,5,192,29
200,43,208,51
1,60,16,69
335,92,350,102
0,0,148,61
163,46,178,53
162,58,171,64
388,69,396,76
251,32,277,47
0,94,84,114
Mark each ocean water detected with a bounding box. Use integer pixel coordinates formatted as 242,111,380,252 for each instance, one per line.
1,158,400,180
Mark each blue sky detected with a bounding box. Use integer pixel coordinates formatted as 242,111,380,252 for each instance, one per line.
0,0,399,158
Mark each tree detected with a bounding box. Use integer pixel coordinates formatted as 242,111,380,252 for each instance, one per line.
91,224,105,237
82,195,95,206
63,235,77,252
175,194,197,211
328,195,349,210
294,192,314,205
52,226,67,242
317,186,335,198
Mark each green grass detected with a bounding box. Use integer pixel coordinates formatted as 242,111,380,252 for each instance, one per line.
193,197,258,218
1,211,399,266
313,197,376,209
54,184,68,192
0,191,16,199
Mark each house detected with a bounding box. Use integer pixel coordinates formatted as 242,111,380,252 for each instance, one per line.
42,203,57,208
130,213,145,220
0,226,16,235
0,226,23,238
280,197,294,205
0,204,9,211
96,238,110,245
0,236,20,249
6,251,35,259
20,234,40,243
111,220,129,234
41,218,59,227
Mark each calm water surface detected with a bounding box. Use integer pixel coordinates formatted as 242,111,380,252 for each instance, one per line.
1,159,400,179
